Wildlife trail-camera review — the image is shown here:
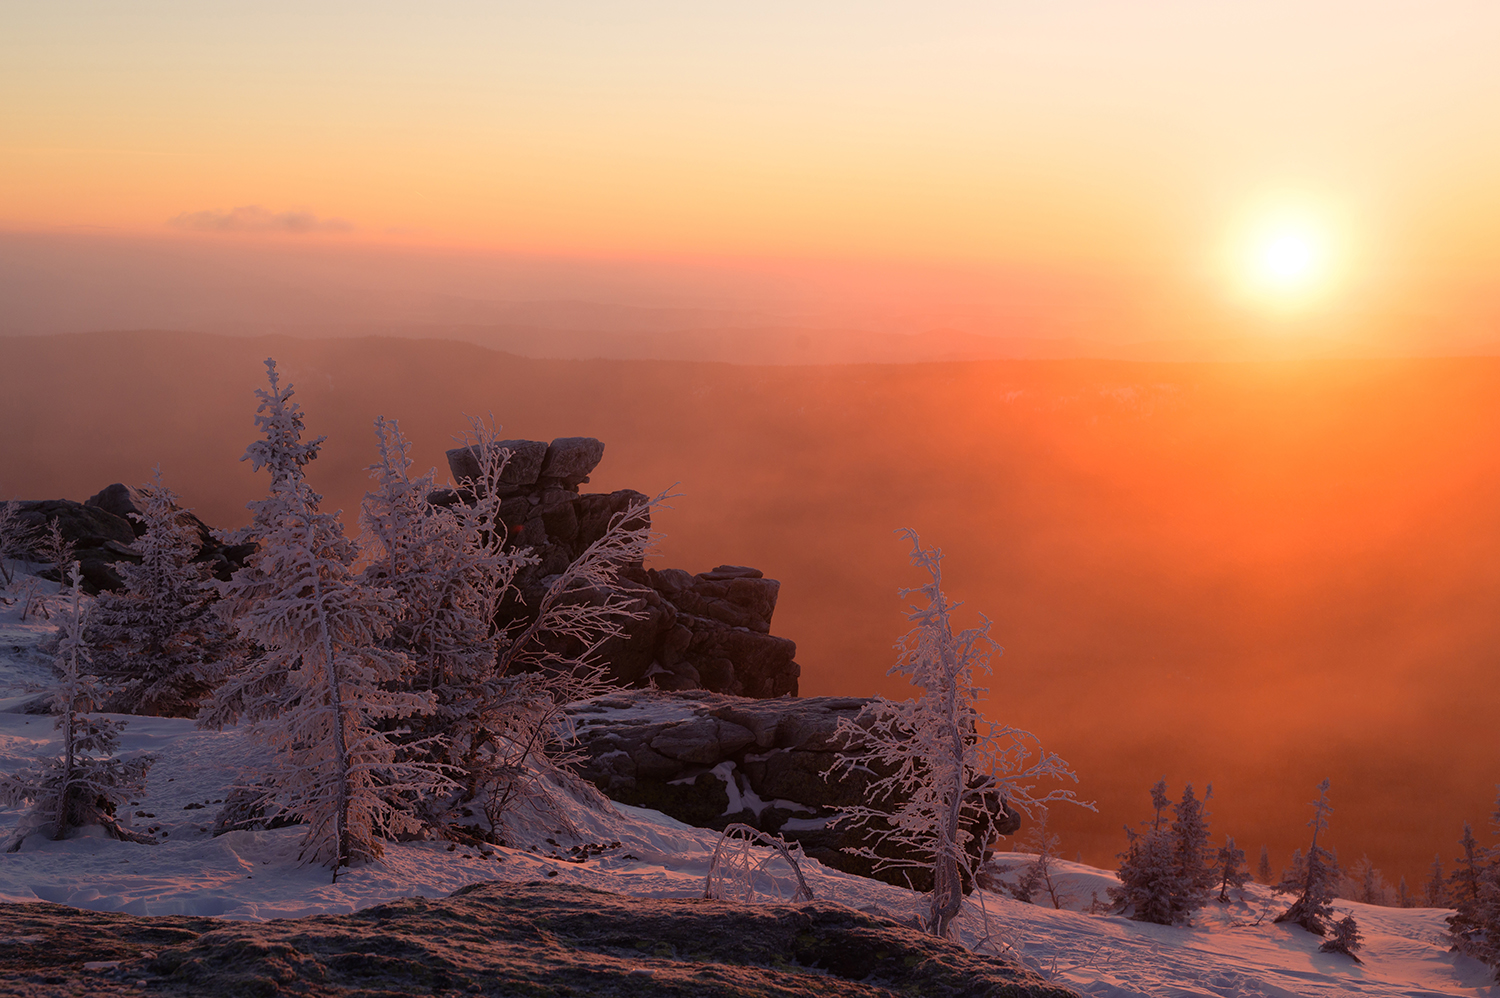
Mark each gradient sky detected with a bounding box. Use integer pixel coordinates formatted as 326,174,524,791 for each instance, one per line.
4,3,1500,344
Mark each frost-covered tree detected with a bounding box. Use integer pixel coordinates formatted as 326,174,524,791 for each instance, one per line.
1447,792,1500,978
1339,855,1391,906
1397,876,1416,908
1320,915,1363,963
359,415,531,832
1449,822,1486,908
1172,783,1216,907
1012,805,1068,909
207,359,450,875
1257,845,1273,885
1216,837,1248,902
36,520,76,592
1425,854,1450,907
1275,779,1341,935
827,531,1083,938
87,473,239,717
1110,780,1216,924
0,565,154,849
371,415,665,840
1283,847,1306,887
0,497,24,588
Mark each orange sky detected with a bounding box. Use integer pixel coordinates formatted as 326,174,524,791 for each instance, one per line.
4,3,1500,348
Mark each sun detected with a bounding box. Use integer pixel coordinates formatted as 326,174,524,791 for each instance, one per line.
1228,205,1340,310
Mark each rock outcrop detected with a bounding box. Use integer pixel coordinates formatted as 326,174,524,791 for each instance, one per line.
12,438,800,697
566,690,1020,889
10,487,252,593
440,437,800,698
0,882,1076,997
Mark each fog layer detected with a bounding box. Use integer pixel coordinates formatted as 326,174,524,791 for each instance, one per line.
3,330,1495,883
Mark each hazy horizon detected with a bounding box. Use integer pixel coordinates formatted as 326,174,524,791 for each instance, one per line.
5,329,1498,888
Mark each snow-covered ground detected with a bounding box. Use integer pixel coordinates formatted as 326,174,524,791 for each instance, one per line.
1,573,1494,997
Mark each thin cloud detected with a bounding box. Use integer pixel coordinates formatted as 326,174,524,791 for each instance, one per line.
168,205,353,234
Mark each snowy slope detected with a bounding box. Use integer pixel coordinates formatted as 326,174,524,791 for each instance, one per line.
1,574,1494,997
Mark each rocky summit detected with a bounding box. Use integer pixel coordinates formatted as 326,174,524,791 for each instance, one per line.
0,881,1076,998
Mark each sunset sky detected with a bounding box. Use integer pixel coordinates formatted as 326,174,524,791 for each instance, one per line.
4,2,1500,348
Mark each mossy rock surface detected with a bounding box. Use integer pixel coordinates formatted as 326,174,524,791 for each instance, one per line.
0,881,1077,998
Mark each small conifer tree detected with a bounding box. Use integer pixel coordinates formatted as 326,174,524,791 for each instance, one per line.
1257,844,1273,885
1449,822,1486,908
1216,836,1248,902
36,521,76,592
1319,915,1363,962
1425,853,1450,907
1275,779,1341,935
432,416,666,838
0,565,155,849
1013,805,1068,909
1282,847,1307,887
88,472,239,716
1110,780,1216,924
1447,791,1500,979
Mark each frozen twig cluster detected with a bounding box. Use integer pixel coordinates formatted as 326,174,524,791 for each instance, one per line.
704,822,816,903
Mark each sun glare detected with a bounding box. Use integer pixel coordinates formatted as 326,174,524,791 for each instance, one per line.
1229,205,1340,311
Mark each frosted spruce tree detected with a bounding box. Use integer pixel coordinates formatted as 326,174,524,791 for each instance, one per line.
1425,854,1450,907
207,359,450,875
87,472,239,717
1216,837,1248,902
1275,778,1341,935
827,530,1083,938
1447,793,1500,979
0,565,155,849
1320,915,1364,963
1110,780,1216,924
1449,822,1487,908
1257,845,1273,884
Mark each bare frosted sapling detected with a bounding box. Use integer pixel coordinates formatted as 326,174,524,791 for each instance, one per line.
827,530,1084,938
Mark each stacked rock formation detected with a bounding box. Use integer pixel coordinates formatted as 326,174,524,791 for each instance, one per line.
566,689,1020,889
440,437,800,698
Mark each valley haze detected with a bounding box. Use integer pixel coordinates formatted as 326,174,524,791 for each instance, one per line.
1,329,1495,890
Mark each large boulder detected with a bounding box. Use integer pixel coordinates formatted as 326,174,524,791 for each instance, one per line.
566,690,1021,889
